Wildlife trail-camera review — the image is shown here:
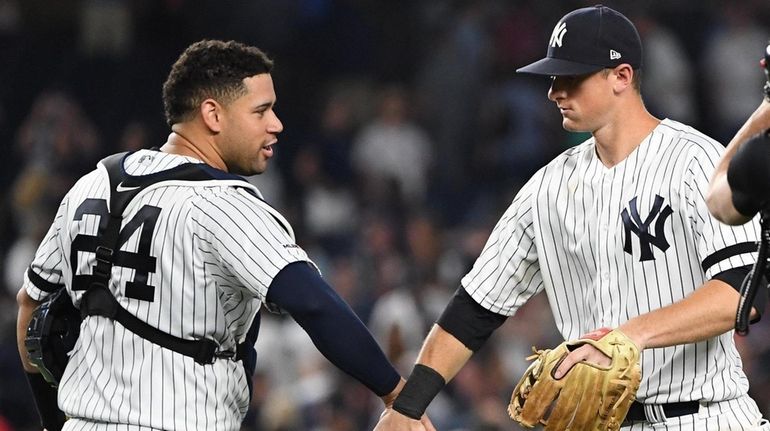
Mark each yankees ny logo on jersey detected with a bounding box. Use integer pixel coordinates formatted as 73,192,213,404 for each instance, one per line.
550,22,567,48
621,194,673,262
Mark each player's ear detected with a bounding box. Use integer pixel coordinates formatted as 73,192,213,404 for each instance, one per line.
200,98,223,133
611,64,634,93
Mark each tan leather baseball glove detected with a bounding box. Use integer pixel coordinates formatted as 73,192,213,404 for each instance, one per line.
507,329,641,431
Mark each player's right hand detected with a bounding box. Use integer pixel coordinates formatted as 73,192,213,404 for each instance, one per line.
373,408,437,431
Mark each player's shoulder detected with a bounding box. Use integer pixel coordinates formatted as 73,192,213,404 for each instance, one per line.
118,149,264,197
122,149,203,175
654,118,724,157
539,137,595,173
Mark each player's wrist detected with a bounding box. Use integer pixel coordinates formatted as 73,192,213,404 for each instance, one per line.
391,364,445,420
380,377,406,407
616,324,647,350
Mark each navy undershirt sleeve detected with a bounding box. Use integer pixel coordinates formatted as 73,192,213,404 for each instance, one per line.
266,261,400,396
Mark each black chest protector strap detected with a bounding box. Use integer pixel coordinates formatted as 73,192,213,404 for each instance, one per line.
79,152,251,365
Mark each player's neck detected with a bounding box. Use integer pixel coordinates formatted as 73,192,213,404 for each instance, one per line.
161,130,229,172
593,110,660,168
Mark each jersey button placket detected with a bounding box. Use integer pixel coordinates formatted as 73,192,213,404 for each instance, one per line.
595,172,615,324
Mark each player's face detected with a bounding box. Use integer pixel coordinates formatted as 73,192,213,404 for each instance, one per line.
218,74,283,175
547,70,614,133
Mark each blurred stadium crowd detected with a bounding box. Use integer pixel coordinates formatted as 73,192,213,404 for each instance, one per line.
0,1,769,430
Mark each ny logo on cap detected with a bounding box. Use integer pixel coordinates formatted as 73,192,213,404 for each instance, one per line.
610,50,621,60
549,22,567,48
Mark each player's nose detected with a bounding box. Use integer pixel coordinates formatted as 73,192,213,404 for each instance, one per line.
268,111,283,134
548,76,566,101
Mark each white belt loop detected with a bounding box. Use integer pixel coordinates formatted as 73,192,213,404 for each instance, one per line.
644,404,668,423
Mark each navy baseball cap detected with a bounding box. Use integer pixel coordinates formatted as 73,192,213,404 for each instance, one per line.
517,4,642,76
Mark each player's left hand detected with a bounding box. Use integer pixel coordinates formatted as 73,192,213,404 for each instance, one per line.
508,328,641,431
554,327,612,379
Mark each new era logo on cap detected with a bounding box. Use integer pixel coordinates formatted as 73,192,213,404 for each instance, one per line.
517,4,642,76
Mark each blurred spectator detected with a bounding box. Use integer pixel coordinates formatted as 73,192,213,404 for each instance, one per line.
702,2,768,142
415,1,491,193
634,11,697,124
118,120,150,151
78,0,133,59
12,91,99,231
0,0,19,33
351,85,433,207
315,79,371,186
293,146,359,256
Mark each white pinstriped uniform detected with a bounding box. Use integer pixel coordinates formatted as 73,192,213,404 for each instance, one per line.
462,119,769,429
23,150,313,431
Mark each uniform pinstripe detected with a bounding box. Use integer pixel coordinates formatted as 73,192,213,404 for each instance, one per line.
461,119,769,429
24,150,313,431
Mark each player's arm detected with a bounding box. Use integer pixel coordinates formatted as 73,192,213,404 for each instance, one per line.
555,270,763,376
17,287,42,373
619,273,762,349
265,261,404,406
375,287,508,429
707,100,770,225
17,286,67,431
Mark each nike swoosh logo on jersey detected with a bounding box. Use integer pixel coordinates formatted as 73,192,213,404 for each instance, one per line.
116,182,140,192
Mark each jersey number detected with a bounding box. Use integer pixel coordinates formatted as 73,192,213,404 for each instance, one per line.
71,198,161,301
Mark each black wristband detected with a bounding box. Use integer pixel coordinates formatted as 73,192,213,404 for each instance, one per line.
392,364,446,419
25,372,66,431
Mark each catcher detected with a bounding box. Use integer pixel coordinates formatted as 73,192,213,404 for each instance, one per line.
16,40,435,431
706,43,770,336
375,5,769,431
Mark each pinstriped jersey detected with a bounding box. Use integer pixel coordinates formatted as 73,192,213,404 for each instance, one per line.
23,150,313,430
462,119,760,404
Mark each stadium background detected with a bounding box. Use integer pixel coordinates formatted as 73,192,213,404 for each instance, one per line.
0,1,768,430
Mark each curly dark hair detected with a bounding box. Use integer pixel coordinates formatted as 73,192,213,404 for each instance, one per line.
162,40,274,126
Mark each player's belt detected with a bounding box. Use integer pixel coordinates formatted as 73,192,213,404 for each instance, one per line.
624,401,699,423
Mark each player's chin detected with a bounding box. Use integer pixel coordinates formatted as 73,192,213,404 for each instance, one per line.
561,119,579,132
232,159,268,176
561,118,588,133
250,159,269,175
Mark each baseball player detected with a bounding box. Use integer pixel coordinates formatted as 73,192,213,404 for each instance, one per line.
375,5,769,431
15,40,436,431
707,98,770,225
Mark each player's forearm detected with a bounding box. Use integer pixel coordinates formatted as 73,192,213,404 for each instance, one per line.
414,324,473,382
712,100,770,180
266,262,401,397
16,287,41,373
387,325,472,421
619,279,745,350
707,100,770,223
706,175,753,225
